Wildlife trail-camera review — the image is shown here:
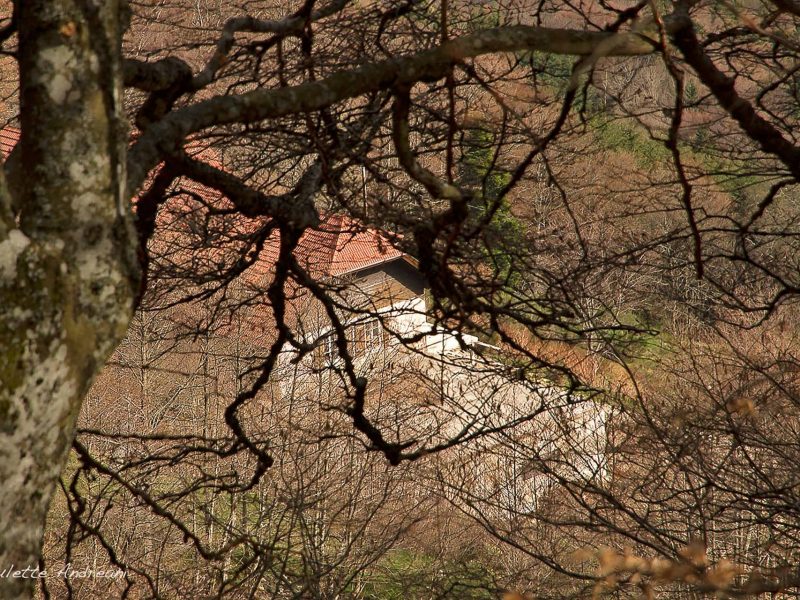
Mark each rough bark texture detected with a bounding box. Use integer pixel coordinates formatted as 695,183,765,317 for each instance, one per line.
0,1,137,598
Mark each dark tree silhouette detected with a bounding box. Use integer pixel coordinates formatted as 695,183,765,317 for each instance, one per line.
2,0,800,598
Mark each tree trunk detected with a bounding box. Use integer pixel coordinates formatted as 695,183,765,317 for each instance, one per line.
0,1,137,598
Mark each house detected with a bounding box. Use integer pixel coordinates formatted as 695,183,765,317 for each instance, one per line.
2,125,607,489
262,213,428,354
250,213,479,365
1,125,470,362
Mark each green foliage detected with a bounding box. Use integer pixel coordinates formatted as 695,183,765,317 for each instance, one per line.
362,549,427,600
458,128,524,287
363,549,496,600
684,131,764,205
685,81,698,104
594,116,762,205
592,118,671,168
525,50,574,92
459,128,509,197
701,154,762,206
466,3,504,31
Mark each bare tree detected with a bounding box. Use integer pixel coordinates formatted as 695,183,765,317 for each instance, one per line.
44,306,431,599
2,0,800,598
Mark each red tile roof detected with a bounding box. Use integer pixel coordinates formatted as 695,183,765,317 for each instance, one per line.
0,125,18,159
1,125,412,280
257,213,408,280
2,126,418,349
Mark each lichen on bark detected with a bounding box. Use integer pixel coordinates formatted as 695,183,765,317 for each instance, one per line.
0,1,138,598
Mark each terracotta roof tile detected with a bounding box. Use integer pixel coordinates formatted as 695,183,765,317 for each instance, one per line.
0,125,19,159
292,213,405,278
1,125,410,280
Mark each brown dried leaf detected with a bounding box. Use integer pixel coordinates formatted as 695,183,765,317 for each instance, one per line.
678,541,708,568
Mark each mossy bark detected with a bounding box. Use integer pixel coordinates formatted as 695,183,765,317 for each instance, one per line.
0,1,138,598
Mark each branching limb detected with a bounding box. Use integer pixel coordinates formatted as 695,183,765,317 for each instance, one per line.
671,12,800,180
767,0,800,17
166,152,322,228
128,22,672,193
123,2,350,130
391,85,461,201
652,2,703,278
72,439,231,561
190,0,349,91
123,56,192,92
134,163,180,305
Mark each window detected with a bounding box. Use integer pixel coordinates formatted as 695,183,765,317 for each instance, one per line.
363,319,382,353
314,320,384,367
352,319,382,356
323,334,336,364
